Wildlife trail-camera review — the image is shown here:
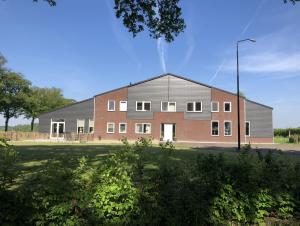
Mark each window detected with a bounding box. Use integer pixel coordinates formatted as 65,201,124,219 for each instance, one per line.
77,119,85,134
186,101,202,112
211,121,219,136
107,122,115,133
211,101,219,112
119,101,127,111
245,121,250,136
136,101,151,111
108,100,115,111
224,121,232,136
89,119,94,133
135,123,151,134
161,102,176,112
224,102,231,112
119,123,127,133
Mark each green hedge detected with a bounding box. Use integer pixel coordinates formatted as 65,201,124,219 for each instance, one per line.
274,128,300,137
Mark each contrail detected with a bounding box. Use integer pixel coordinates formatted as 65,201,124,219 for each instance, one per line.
210,0,267,84
157,36,167,73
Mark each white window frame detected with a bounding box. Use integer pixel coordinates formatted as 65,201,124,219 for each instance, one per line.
107,100,115,111
186,101,202,112
224,102,232,112
245,121,251,136
161,101,176,112
224,120,232,136
106,122,115,133
119,123,127,134
88,119,94,134
211,101,219,112
119,101,127,112
135,123,151,134
136,101,151,112
77,119,85,134
211,120,219,136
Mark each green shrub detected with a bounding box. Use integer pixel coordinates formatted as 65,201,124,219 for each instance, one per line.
289,135,298,143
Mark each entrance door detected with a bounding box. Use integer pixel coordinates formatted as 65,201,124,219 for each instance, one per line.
163,124,173,141
51,120,65,139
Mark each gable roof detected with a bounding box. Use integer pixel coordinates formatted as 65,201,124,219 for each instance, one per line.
94,73,273,109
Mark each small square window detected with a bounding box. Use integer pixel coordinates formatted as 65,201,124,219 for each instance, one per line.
211,101,219,112
187,103,194,112
136,101,151,111
119,123,127,133
108,100,115,111
135,123,151,134
224,102,231,112
136,102,143,111
107,123,115,133
161,102,176,112
144,102,151,111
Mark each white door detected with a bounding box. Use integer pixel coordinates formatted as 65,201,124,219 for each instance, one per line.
163,124,173,141
50,121,65,139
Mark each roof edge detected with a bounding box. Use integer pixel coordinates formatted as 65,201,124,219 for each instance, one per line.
38,98,93,117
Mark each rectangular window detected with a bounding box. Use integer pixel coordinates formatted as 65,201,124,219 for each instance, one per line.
119,101,127,111
119,123,127,133
186,101,202,112
224,102,231,112
211,101,219,112
245,121,250,136
136,101,151,111
161,102,176,112
107,122,115,133
224,121,232,136
89,119,94,133
108,100,115,111
211,121,219,136
77,119,85,134
135,123,151,134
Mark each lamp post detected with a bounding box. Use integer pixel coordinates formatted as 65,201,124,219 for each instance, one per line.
237,38,255,150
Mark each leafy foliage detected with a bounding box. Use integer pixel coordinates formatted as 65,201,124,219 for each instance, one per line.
1,140,300,225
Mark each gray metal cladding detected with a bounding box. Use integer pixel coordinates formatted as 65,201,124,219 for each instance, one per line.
38,98,94,133
127,75,211,120
246,100,273,138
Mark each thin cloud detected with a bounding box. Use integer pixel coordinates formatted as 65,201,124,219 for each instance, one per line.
157,37,167,73
210,0,266,83
104,0,141,69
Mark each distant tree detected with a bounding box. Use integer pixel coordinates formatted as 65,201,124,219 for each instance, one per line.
24,87,75,131
0,71,31,132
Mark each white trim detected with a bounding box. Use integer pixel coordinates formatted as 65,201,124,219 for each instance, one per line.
211,120,219,136
50,119,65,139
211,101,219,112
107,100,115,111
245,121,251,137
161,101,176,112
224,120,232,136
135,123,151,134
136,101,151,112
224,102,232,112
119,123,127,134
186,101,202,112
106,122,115,133
76,119,85,134
119,101,127,112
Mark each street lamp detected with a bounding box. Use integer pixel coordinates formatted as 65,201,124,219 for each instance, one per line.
237,38,255,150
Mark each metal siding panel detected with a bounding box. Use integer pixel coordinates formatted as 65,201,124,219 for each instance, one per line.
246,100,273,138
127,75,211,120
38,99,94,133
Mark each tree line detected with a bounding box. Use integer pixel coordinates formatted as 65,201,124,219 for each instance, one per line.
0,54,75,132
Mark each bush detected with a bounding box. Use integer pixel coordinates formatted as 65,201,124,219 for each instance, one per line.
289,135,299,143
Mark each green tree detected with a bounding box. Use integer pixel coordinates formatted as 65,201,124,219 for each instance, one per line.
24,87,75,131
0,71,31,132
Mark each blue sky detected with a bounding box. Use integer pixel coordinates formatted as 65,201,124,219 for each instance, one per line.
0,0,299,128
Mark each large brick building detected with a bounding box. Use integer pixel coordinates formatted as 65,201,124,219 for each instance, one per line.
39,74,273,143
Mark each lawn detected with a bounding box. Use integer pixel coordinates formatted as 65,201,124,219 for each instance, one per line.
2,140,300,225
